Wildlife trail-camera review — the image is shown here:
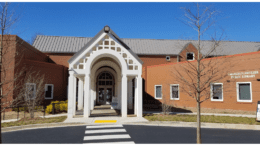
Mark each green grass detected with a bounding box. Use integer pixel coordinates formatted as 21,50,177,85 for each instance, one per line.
1,116,67,128
144,114,260,125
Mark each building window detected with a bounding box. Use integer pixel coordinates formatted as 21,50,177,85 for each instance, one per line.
211,83,223,101
170,84,179,100
186,52,194,61
26,83,36,99
237,82,252,102
45,84,54,99
155,85,162,99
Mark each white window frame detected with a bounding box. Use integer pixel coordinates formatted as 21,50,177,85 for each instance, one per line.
236,82,252,102
186,52,195,61
45,84,54,99
25,83,36,99
155,85,162,99
170,84,180,100
210,83,223,101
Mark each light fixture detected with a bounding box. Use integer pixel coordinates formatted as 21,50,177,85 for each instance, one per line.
227,80,230,82
257,79,260,81
104,25,110,33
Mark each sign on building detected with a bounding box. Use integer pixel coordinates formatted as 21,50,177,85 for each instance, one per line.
257,101,260,121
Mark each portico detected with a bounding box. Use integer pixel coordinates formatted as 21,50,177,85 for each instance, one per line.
66,26,143,119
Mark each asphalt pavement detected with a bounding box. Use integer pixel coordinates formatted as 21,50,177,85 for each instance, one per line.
3,124,260,144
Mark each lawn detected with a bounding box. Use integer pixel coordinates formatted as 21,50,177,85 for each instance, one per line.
144,114,260,125
1,116,67,128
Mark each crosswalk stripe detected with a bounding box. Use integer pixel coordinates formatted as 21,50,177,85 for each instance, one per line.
84,134,131,141
86,125,123,129
84,141,135,144
85,129,126,134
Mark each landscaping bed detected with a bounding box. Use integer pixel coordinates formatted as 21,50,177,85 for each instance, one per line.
1,116,67,128
144,114,260,125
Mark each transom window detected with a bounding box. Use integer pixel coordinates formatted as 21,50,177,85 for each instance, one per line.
237,82,252,102
187,52,194,61
170,84,179,100
98,72,114,86
211,83,223,101
155,85,162,99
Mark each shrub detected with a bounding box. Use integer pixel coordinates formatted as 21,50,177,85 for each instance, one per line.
45,100,68,114
12,106,42,112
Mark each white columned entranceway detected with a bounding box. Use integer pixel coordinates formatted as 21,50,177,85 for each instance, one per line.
67,27,143,119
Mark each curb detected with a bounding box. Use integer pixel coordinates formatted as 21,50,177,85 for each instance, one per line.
2,121,260,133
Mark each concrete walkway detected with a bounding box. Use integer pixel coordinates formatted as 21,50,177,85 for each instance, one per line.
144,111,256,118
1,113,67,123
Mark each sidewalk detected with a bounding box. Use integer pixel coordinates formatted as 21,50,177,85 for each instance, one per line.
143,111,256,118
1,113,67,123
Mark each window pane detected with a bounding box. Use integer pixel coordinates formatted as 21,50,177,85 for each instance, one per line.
171,85,179,98
213,84,222,100
187,53,194,60
239,83,251,100
156,86,161,98
45,85,52,98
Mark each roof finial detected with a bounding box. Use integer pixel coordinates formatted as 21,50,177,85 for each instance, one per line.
104,25,110,33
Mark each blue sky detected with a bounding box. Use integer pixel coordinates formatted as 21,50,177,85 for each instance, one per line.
8,2,260,43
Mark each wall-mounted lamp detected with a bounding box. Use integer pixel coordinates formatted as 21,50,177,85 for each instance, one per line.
227,80,230,82
257,79,260,81
104,25,110,33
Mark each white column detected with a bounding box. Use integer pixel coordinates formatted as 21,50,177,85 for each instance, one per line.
91,80,95,110
137,76,143,117
67,70,74,118
72,76,77,116
84,74,91,118
121,75,127,117
128,79,133,110
117,80,121,109
78,79,83,110
134,77,138,115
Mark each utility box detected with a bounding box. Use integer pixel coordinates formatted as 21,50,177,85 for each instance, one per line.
257,101,260,121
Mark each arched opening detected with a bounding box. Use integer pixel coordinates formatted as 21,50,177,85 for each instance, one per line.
96,71,115,105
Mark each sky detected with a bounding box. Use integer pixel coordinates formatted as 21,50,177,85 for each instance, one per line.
6,2,260,43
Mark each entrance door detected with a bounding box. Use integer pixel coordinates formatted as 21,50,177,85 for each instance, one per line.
98,86,113,105
97,71,115,105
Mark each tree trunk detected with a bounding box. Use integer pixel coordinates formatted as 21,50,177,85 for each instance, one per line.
29,107,34,118
197,101,201,144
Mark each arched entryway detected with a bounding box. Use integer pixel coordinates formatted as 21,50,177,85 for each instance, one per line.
67,26,143,119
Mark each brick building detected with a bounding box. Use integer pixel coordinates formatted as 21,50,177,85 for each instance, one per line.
2,26,260,118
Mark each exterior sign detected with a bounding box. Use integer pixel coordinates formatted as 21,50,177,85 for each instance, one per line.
229,71,258,79
257,101,260,121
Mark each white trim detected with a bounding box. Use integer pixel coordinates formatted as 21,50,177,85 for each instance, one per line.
210,83,223,102
44,84,54,99
170,84,180,100
186,52,195,61
25,83,36,99
236,82,253,102
155,85,162,99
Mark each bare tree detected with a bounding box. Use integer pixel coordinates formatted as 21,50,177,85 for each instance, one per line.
174,3,235,143
0,2,20,143
14,69,46,118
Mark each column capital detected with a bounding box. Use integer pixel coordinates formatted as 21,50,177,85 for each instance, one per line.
69,69,75,75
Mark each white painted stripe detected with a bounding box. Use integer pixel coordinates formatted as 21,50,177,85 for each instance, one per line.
84,141,135,144
84,134,131,141
86,125,123,129
85,129,126,134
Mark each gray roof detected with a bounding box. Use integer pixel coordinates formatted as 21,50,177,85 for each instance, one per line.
33,34,260,57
